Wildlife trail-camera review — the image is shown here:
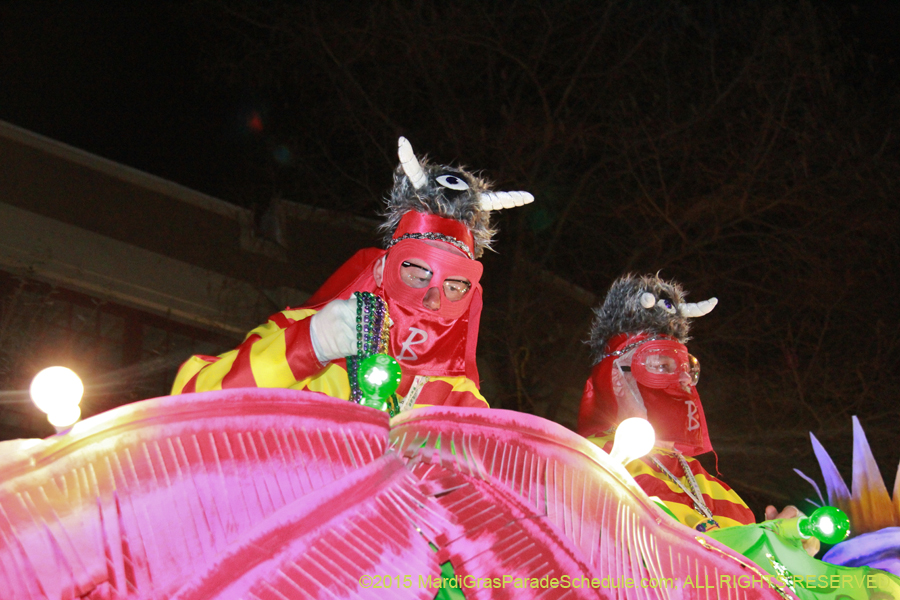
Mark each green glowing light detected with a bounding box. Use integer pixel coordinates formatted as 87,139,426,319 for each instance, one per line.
357,354,402,401
799,506,851,544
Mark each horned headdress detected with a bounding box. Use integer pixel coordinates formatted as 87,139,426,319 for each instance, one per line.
588,274,717,362
379,137,533,259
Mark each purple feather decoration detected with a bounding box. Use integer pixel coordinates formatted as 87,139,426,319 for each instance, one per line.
809,431,851,509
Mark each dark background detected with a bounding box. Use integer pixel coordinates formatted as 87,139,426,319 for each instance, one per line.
2,0,899,520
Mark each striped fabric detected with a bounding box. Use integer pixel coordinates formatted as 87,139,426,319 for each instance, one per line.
588,433,756,529
171,308,487,408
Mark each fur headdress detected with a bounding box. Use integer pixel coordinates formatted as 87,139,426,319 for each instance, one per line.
588,274,718,363
379,137,533,259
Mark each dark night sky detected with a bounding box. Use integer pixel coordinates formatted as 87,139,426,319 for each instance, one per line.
1,1,898,202
0,2,244,199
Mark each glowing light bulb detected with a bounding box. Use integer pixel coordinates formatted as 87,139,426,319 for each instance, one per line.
800,506,851,544
768,505,851,544
30,366,84,431
609,417,655,465
47,404,81,429
357,354,402,403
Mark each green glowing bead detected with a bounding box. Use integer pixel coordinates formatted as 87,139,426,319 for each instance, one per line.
359,395,388,411
357,354,402,402
799,506,851,544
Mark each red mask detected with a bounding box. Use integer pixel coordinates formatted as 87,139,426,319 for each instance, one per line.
301,211,484,386
381,239,483,378
577,333,713,456
383,239,483,320
630,338,700,391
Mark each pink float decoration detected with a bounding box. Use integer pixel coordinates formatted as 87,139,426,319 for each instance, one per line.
0,389,789,599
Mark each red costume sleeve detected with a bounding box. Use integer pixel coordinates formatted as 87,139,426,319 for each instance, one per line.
173,248,387,397
172,310,326,394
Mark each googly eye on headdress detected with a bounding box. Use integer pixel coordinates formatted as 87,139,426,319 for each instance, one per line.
657,298,677,314
435,173,469,191
384,137,536,259
638,291,683,315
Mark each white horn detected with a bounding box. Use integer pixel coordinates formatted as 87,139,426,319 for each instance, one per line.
479,191,534,211
398,137,428,190
640,293,656,309
679,297,718,318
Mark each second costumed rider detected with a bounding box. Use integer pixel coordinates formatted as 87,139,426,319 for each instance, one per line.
171,137,533,410
577,274,757,531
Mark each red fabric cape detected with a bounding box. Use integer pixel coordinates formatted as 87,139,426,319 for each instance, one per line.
301,248,482,385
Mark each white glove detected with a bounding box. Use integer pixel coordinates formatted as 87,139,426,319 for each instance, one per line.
309,294,358,363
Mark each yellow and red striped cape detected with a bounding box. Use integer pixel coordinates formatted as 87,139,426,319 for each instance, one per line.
171,307,487,408
588,433,755,529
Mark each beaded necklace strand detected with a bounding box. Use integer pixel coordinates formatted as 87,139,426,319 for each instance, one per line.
649,453,720,532
347,292,400,416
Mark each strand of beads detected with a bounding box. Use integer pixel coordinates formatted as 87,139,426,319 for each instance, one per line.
348,292,401,415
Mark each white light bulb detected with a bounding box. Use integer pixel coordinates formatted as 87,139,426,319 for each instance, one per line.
610,417,656,465
30,367,84,431
47,404,81,429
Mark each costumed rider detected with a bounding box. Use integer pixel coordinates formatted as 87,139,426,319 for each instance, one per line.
171,137,533,411
577,274,755,532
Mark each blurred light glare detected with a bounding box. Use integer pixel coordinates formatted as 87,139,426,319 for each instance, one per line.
273,145,292,165
47,404,81,429
610,417,656,465
364,366,390,386
247,111,264,133
30,366,84,415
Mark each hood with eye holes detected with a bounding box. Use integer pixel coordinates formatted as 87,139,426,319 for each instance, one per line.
589,274,693,363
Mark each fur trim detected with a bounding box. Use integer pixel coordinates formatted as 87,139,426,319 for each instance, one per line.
588,274,692,362
379,156,496,259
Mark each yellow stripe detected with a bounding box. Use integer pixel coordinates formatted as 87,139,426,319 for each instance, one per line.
586,434,751,529
248,327,299,388
587,435,741,505
246,309,317,387
435,376,487,403
627,457,739,504
411,375,488,407
281,308,317,321
709,515,748,529
242,309,316,340
298,363,352,398
194,349,238,392
174,309,321,393
171,355,214,394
